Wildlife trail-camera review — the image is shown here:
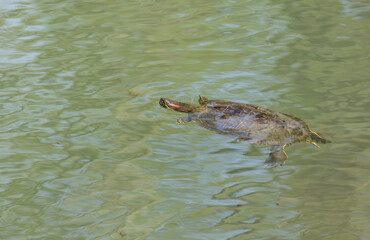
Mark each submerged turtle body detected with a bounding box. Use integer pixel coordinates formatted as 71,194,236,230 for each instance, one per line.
159,96,330,167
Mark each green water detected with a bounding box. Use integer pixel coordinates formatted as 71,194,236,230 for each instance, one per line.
1,0,369,239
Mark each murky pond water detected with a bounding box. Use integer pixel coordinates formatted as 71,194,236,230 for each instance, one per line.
1,0,369,239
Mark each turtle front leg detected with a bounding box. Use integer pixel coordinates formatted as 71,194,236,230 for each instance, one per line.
176,115,191,124
264,144,288,167
235,137,251,142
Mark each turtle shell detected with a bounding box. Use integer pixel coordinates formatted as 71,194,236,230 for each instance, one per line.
189,98,310,146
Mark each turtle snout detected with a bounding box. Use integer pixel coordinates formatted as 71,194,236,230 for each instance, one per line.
159,98,167,108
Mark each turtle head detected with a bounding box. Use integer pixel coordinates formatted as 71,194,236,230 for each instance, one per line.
159,98,196,113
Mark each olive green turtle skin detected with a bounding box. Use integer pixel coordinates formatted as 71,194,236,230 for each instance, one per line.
159,96,330,167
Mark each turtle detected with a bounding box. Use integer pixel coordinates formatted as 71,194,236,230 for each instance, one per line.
159,96,330,167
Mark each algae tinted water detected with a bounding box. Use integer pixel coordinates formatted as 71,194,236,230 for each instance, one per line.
0,0,369,239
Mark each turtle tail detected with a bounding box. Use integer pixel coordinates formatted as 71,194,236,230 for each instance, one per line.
309,130,331,144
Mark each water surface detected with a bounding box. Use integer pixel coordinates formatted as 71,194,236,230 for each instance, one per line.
0,0,369,239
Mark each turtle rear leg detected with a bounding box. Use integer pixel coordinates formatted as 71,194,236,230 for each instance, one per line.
264,145,288,167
